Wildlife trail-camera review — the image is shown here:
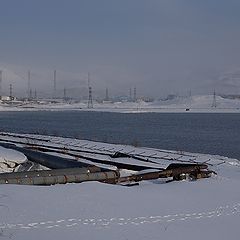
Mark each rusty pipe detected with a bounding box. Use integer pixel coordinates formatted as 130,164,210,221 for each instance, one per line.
0,168,119,185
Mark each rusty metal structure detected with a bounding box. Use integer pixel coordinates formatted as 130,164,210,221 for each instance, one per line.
0,167,119,185
0,142,215,186
117,163,214,184
0,163,213,186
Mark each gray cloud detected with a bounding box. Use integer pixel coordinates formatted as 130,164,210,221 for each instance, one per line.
0,0,240,98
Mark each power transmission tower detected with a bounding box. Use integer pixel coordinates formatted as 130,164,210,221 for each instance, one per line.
189,90,192,99
63,87,67,101
133,87,137,102
188,89,192,107
34,89,37,99
87,73,93,108
30,89,32,100
105,88,109,101
9,84,13,100
212,90,217,108
0,70,2,96
129,88,132,101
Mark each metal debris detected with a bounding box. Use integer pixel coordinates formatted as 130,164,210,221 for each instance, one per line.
0,141,216,186
117,163,215,184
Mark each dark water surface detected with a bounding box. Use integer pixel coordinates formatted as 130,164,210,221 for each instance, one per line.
0,111,239,159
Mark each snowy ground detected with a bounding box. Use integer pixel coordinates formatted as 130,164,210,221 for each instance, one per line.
0,146,27,173
0,95,240,113
0,133,239,240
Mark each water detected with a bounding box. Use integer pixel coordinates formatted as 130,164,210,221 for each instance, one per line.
0,111,239,159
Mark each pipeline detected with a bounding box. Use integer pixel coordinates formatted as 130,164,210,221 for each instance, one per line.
117,164,214,184
0,168,119,185
0,142,215,186
0,163,214,186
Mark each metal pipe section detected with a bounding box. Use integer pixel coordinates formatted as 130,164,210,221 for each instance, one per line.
117,164,211,183
0,168,119,185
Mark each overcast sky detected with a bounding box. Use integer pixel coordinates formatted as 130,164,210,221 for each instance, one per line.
1,0,240,97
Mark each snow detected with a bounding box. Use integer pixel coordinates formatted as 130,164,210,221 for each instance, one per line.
0,178,240,240
0,146,27,173
0,133,239,240
0,95,240,113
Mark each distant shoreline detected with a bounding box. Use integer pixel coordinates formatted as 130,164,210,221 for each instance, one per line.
0,105,240,113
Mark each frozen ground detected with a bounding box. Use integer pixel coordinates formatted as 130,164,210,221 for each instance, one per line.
0,133,239,240
0,95,240,113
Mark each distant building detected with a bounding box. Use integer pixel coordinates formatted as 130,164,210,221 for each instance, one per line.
0,96,11,101
0,95,16,101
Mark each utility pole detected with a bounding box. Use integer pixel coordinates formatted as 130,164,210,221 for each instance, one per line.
53,70,57,98
87,72,93,108
189,89,192,106
9,84,13,100
28,70,31,99
105,88,109,101
63,87,67,101
212,90,217,108
34,89,37,99
0,70,2,96
133,87,137,102
129,88,132,101
30,89,32,100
